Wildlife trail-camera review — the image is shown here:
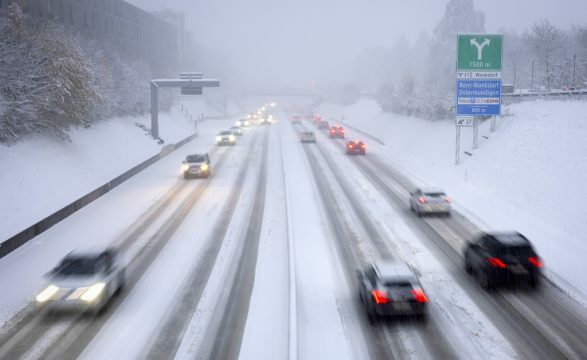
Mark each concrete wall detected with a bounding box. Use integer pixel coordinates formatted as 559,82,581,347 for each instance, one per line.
1,0,179,70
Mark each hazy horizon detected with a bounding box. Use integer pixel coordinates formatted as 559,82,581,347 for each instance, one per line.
127,0,587,89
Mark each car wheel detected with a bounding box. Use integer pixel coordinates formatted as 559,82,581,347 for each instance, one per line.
464,258,473,274
528,274,540,289
478,270,492,290
416,208,422,218
367,307,378,325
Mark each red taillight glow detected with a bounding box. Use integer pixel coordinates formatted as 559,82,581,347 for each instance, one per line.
418,197,426,204
348,144,354,148
488,257,507,268
372,290,390,304
411,288,429,303
528,257,543,268
444,196,451,203
361,144,366,149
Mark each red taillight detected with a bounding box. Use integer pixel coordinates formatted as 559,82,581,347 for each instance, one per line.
444,196,451,203
528,256,543,268
361,144,365,149
372,290,390,304
411,288,429,303
488,257,507,268
418,197,426,204
348,144,354,148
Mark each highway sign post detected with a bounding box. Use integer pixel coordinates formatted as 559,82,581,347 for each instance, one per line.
455,34,503,164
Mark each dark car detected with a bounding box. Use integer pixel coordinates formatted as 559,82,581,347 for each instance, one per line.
329,126,345,138
358,262,428,323
346,140,366,155
464,231,542,290
318,120,330,129
182,153,211,178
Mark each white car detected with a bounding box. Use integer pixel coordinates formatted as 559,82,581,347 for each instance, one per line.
216,130,236,145
300,131,316,143
36,248,125,314
231,126,243,136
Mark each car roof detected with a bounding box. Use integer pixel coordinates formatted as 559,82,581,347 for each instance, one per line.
374,262,417,282
65,247,115,259
488,231,530,245
421,187,445,194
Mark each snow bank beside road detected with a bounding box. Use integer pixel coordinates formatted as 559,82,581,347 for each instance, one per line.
318,98,587,296
0,101,219,241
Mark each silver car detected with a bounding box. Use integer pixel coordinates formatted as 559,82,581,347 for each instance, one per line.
35,248,125,314
300,131,316,143
230,126,243,136
409,188,451,217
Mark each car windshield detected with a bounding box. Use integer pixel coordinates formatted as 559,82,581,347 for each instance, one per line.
220,131,232,135
303,132,313,136
499,245,533,257
186,155,205,163
383,280,415,288
424,192,446,197
55,258,101,276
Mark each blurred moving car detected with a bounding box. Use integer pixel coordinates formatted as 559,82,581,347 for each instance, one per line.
182,153,211,179
357,261,428,322
35,248,125,314
409,188,451,217
230,126,243,136
236,119,250,127
216,130,236,145
329,126,345,138
464,231,542,289
300,131,316,143
318,120,330,129
346,140,366,155
260,114,273,125
291,115,302,124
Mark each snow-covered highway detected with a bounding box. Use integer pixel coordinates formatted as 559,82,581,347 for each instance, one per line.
1,110,587,360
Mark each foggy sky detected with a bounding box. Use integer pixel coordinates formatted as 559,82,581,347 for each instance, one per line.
127,0,587,89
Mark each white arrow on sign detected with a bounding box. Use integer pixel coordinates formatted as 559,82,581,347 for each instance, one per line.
470,38,491,60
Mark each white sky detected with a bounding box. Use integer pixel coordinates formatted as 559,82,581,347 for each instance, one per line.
127,0,586,88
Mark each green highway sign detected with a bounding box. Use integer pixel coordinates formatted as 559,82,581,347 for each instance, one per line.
457,34,502,71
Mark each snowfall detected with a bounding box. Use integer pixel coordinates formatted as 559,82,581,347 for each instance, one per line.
0,96,585,358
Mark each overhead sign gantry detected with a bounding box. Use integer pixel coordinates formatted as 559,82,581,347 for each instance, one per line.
150,74,220,139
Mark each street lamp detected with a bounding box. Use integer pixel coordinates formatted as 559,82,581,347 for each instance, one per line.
531,59,534,90
573,54,577,87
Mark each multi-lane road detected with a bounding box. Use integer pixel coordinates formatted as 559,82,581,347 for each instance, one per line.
1,110,586,359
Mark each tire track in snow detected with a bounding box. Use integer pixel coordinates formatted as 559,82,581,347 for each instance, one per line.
0,136,238,360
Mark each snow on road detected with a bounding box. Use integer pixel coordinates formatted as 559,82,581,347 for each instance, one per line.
0,102,213,241
318,98,587,297
0,112,235,328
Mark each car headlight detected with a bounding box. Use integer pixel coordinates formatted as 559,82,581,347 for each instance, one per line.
81,283,106,302
36,285,59,303
181,164,189,172
200,163,209,171
216,136,222,142
229,135,236,142
245,121,249,126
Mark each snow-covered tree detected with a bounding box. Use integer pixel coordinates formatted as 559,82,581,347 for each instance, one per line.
524,19,565,89
428,0,486,95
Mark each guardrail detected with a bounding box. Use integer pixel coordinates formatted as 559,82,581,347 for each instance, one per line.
0,132,198,259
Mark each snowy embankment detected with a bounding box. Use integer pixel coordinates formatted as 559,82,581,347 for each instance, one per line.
0,100,222,242
318,98,587,297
